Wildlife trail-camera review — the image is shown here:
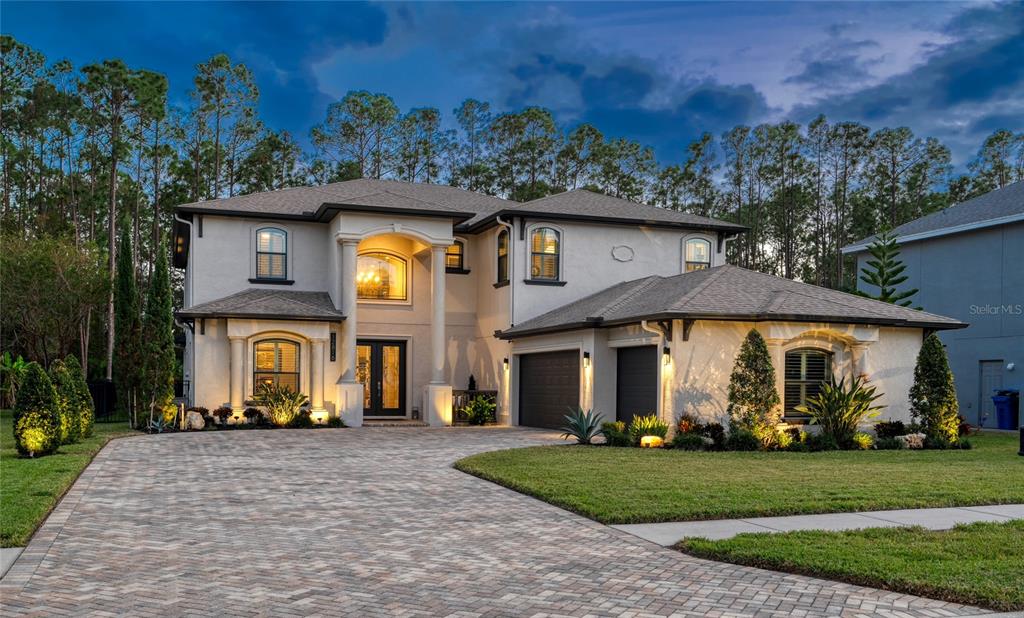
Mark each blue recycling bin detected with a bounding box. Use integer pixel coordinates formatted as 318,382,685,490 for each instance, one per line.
992,389,1019,430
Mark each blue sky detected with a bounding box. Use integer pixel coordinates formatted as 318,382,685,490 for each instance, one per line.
4,1,1022,166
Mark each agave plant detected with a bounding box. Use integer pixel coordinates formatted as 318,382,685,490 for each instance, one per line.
796,375,885,448
560,407,604,444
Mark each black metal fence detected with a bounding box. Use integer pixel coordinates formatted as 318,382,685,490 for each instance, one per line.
87,380,129,423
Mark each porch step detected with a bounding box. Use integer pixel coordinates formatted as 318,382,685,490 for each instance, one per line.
363,420,430,428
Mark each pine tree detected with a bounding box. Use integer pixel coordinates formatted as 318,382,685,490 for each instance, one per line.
12,362,60,457
64,354,95,438
727,329,781,441
909,333,960,444
141,238,176,424
48,358,81,445
858,230,919,306
113,224,143,425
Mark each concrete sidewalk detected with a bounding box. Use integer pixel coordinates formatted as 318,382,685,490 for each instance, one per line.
613,503,1024,546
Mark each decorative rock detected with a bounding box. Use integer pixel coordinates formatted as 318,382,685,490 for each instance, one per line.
896,432,926,449
185,411,205,431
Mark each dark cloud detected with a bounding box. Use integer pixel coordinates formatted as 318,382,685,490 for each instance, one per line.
785,26,882,90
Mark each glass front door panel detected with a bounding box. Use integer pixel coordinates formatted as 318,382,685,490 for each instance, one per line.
356,344,373,410
357,340,406,416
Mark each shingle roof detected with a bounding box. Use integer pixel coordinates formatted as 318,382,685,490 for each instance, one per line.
176,178,511,223
498,265,965,338
176,289,345,322
843,180,1024,252
469,189,746,232
176,180,745,233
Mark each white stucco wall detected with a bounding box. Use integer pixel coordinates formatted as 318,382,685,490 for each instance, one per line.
505,319,925,430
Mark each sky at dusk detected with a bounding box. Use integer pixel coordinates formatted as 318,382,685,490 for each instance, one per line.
4,1,1023,167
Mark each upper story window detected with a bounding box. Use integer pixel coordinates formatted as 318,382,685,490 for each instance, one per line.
530,227,560,281
446,240,465,272
357,252,408,301
496,230,509,284
256,228,287,279
784,348,832,419
685,238,711,272
254,339,299,392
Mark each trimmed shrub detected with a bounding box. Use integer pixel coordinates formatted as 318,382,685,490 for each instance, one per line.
243,407,262,424
875,437,903,450
13,362,60,457
676,413,704,435
48,359,81,445
909,333,960,444
463,395,496,426
628,414,669,445
671,432,705,451
326,416,346,428
600,421,631,447
289,408,314,429
63,356,94,439
873,420,906,439
253,383,308,427
805,432,839,452
701,422,726,450
725,428,760,451
852,432,874,450
213,406,233,425
727,330,781,446
796,375,884,448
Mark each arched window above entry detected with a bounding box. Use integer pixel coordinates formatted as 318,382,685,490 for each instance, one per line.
784,348,832,419
530,227,560,281
254,339,299,392
256,228,287,279
684,238,711,272
357,252,408,301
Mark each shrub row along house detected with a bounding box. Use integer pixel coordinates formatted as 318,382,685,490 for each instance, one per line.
173,179,964,428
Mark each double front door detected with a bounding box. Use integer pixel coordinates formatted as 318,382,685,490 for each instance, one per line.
356,340,406,417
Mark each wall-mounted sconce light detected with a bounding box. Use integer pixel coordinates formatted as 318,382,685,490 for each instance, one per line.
583,351,591,369
502,357,509,372
662,345,671,365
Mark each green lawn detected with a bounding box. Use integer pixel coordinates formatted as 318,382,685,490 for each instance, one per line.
454,432,1024,524
1,410,136,547
678,521,1024,611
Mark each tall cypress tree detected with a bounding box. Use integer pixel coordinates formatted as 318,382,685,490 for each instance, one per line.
727,329,781,441
113,224,143,425
858,230,919,307
13,362,60,457
142,237,176,424
909,333,960,443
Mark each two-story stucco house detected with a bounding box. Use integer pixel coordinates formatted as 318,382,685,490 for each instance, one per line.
843,181,1023,427
173,178,964,430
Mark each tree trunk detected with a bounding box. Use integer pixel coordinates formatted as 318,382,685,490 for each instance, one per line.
105,107,121,381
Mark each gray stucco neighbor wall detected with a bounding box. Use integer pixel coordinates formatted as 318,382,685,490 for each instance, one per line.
854,221,1024,426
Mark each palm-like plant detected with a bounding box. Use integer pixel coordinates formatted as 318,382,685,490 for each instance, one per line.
796,375,884,448
560,407,604,444
253,383,308,427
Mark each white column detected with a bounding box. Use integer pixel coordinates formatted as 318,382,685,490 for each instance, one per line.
340,239,359,381
424,245,453,425
336,238,364,426
430,245,447,384
310,338,326,412
229,336,245,413
765,337,785,423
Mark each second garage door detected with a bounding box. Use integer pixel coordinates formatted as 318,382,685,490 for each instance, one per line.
518,350,580,429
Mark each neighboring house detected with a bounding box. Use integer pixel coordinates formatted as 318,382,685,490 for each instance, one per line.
173,178,964,430
843,181,1024,427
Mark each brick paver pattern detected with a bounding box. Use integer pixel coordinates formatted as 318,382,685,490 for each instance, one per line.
0,428,987,617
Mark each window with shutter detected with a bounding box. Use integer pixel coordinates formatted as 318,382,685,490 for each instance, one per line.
784,349,831,419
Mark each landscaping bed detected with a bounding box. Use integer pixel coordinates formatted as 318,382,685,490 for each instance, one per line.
1,409,136,547
678,520,1024,611
454,431,1024,524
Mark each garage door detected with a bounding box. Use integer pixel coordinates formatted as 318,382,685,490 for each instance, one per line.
518,350,580,429
616,345,658,425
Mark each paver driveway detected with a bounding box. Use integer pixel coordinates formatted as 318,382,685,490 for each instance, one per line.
1,428,986,617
